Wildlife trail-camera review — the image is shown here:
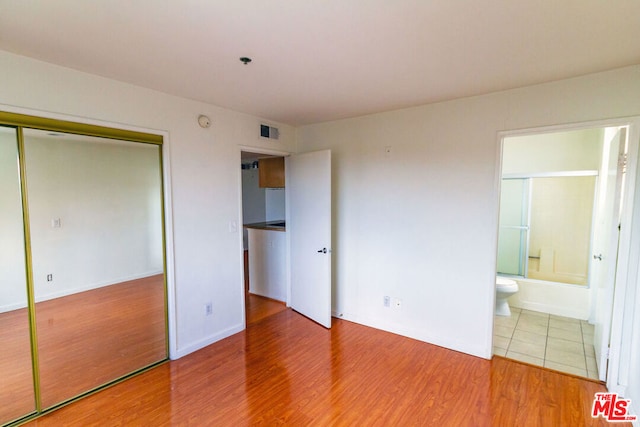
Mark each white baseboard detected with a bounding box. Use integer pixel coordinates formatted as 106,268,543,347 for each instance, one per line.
171,323,244,360
338,311,489,360
0,301,27,314
35,270,164,303
249,289,285,303
0,270,164,313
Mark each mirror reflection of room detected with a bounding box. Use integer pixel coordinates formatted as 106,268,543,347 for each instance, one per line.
24,129,167,409
0,123,168,425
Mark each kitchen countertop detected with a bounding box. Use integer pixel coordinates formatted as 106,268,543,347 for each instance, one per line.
244,221,286,232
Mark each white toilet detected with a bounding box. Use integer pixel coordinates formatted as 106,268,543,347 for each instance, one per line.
495,277,519,316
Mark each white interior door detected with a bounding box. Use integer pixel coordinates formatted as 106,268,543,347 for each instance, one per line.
592,127,627,381
286,150,332,328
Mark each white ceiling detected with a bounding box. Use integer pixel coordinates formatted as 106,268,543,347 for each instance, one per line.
1,1,639,126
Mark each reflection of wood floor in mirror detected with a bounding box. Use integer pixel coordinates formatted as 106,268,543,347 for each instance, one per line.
0,274,166,421
0,306,36,423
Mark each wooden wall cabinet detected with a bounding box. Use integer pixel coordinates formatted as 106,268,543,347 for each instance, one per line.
259,157,285,188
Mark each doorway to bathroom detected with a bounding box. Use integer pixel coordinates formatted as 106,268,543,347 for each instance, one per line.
493,123,632,381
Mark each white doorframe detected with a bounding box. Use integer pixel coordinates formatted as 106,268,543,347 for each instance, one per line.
606,117,640,395
493,117,640,391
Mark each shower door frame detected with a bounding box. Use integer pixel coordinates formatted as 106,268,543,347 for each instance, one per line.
497,177,531,278
499,171,600,285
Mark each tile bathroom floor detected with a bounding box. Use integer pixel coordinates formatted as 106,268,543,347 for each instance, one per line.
493,307,599,380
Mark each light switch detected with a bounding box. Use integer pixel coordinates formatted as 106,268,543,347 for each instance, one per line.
228,221,238,233
51,218,62,228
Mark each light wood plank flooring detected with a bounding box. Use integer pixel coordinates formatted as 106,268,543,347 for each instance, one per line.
35,275,167,408
23,304,620,426
246,293,287,325
1,275,166,425
0,307,35,423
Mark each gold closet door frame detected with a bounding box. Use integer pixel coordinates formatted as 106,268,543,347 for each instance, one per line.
0,111,168,422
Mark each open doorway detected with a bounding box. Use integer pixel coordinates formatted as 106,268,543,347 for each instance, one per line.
492,124,630,380
239,148,333,329
240,151,288,325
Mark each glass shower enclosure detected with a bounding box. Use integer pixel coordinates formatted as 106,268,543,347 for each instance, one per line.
497,175,596,285
497,178,530,277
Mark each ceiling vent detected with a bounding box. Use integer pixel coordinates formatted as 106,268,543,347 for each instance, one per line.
260,124,279,140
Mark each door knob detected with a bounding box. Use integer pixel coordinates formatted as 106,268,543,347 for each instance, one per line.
317,248,327,254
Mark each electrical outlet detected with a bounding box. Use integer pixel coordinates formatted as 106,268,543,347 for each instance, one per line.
205,302,213,316
46,274,53,282
383,296,391,307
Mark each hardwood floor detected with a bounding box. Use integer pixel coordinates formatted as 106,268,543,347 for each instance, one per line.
0,275,166,425
0,307,36,423
23,305,621,426
35,274,167,409
246,293,287,325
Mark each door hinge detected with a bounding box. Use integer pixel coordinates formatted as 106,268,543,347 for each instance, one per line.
619,153,628,172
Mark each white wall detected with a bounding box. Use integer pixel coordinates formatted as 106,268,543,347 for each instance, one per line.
241,168,266,249
265,188,285,221
502,128,603,175
298,94,511,357
241,168,286,249
241,168,266,224
296,65,640,363
0,50,295,358
24,134,163,302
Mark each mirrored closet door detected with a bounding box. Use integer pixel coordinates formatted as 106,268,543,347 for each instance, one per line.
0,126,36,425
0,115,168,425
